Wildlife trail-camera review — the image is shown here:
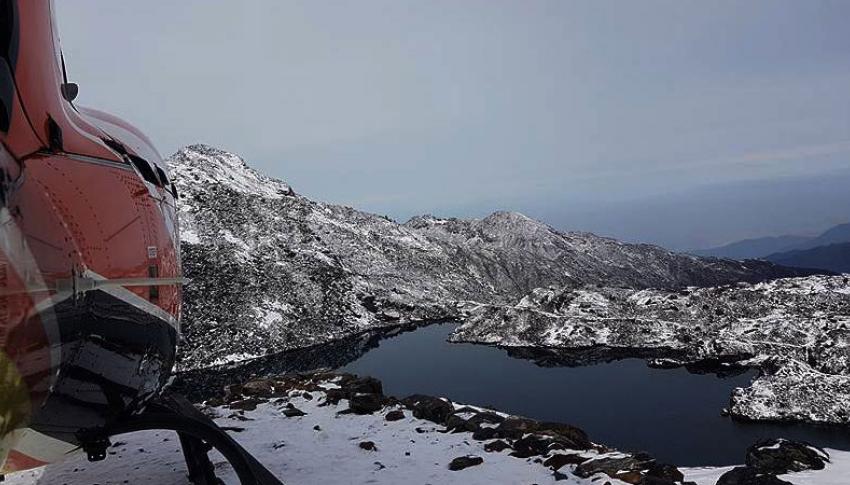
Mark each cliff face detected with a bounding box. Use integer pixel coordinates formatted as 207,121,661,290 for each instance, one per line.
168,144,816,370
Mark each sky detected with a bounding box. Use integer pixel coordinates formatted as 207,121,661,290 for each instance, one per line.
55,1,850,250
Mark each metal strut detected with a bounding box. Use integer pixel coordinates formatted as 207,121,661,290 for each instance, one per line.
78,391,283,485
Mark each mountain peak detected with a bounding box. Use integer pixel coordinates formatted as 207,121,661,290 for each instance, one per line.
167,144,293,199
479,211,553,236
482,210,538,224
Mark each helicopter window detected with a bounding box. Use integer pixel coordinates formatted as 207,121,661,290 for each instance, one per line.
0,0,17,133
0,61,12,132
154,165,169,186
128,154,161,187
154,165,178,198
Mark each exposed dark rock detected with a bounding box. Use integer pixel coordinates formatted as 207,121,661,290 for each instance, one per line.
445,413,478,433
645,462,685,482
384,410,405,422
346,376,384,396
281,406,306,417
717,466,793,485
323,388,348,406
574,453,654,480
745,439,829,474
510,435,559,458
537,421,592,449
483,440,511,453
358,441,377,452
491,417,539,440
348,393,384,415
241,379,274,396
471,427,498,441
543,453,585,470
467,411,505,427
448,455,484,471
401,395,454,424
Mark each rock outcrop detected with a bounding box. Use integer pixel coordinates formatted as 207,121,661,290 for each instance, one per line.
211,372,696,485
451,275,850,424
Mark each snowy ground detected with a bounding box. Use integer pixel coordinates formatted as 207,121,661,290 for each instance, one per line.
5,395,621,485
8,374,848,485
682,448,850,485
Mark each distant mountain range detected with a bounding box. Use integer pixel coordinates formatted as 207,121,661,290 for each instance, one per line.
693,223,850,273
766,242,850,274
690,235,813,260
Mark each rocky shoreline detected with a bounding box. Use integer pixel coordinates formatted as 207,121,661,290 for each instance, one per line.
172,319,442,402
451,275,850,425
210,372,839,485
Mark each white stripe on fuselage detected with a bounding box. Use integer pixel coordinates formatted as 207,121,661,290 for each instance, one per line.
0,208,62,386
83,270,180,332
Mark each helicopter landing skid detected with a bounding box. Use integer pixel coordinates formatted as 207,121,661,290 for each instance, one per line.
79,391,283,485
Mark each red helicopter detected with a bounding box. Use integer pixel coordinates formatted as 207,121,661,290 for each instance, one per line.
0,1,280,483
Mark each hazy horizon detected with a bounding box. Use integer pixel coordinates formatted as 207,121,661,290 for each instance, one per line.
56,1,850,250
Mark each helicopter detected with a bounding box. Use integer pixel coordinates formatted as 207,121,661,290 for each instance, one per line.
0,1,280,483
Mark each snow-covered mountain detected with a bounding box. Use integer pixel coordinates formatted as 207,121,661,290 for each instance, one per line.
452,275,850,424
168,144,817,370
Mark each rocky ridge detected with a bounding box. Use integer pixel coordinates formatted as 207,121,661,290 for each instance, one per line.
451,275,850,424
168,144,813,370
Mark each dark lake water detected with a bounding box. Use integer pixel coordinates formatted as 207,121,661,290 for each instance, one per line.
339,323,850,466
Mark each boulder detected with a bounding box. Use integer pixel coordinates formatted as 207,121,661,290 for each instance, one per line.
471,427,498,441
491,417,539,440
241,379,274,397
345,376,384,396
402,395,454,424
510,435,558,458
645,462,685,483
745,439,829,474
358,441,377,451
448,455,484,471
384,410,405,421
348,393,384,415
445,411,483,433
536,421,592,449
573,453,654,480
467,411,505,427
717,466,792,485
224,383,243,401
323,388,348,405
484,440,511,453
281,405,306,417
543,453,585,471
